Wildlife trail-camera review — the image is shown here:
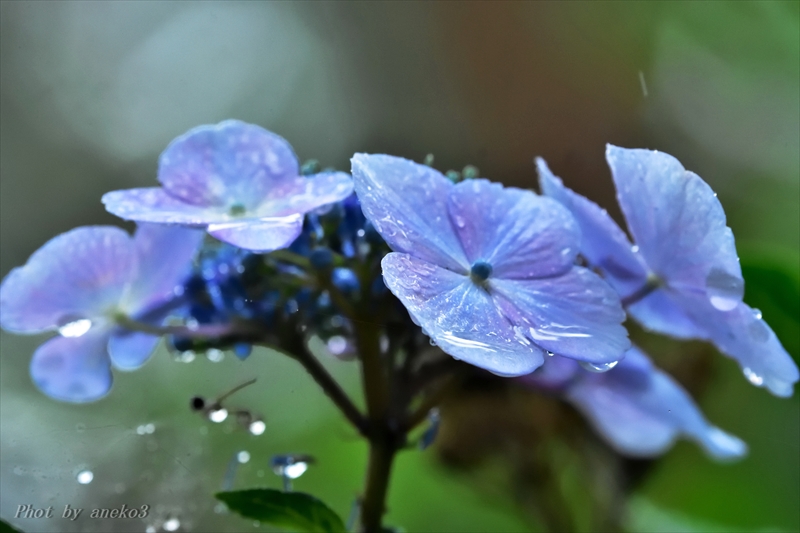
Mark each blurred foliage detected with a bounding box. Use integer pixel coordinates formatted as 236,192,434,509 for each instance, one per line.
216,489,345,533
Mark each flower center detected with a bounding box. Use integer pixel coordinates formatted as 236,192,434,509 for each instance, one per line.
470,260,493,283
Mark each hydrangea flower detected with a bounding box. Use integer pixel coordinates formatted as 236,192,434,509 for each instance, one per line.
523,347,747,459
537,146,798,397
0,224,202,402
102,120,354,252
351,154,629,376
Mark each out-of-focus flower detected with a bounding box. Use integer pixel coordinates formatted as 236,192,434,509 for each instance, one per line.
0,224,202,402
102,120,353,252
538,146,798,397
523,347,747,460
351,154,629,376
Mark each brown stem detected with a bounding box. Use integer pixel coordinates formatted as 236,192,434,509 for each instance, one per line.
360,434,399,532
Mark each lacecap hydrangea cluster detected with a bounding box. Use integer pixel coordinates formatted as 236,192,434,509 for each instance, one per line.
1,120,796,460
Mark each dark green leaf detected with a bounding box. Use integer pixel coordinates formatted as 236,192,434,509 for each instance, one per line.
0,519,24,533
216,489,346,533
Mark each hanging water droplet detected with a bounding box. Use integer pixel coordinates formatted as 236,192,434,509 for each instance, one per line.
248,419,266,436
429,338,437,346
58,319,92,338
206,349,225,363
705,268,744,311
580,360,619,373
743,367,764,386
237,451,251,464
326,336,348,356
630,244,640,253
546,351,555,357
76,470,93,484
162,517,180,531
751,308,762,320
284,462,308,479
209,408,229,423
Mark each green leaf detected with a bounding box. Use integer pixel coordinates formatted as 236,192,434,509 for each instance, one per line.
216,489,347,533
0,519,24,533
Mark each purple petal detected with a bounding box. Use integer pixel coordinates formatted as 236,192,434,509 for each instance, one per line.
627,288,708,340
537,157,649,296
606,145,743,311
447,179,579,279
108,329,160,370
30,328,113,403
102,188,229,226
255,171,354,216
121,224,204,315
0,227,135,333
382,252,544,376
158,120,299,209
567,347,747,459
519,355,581,391
491,268,629,364
207,215,304,252
351,154,469,273
678,296,799,397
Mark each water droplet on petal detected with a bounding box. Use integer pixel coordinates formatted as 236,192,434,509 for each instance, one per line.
706,268,744,311
58,319,92,338
751,308,762,320
630,245,640,253
429,338,437,346
580,360,619,373
76,470,93,484
743,367,764,386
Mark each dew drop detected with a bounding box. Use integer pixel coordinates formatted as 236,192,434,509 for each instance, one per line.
76,470,93,484
326,336,348,356
630,245,640,253
284,462,308,479
209,408,229,423
163,517,180,532
58,319,92,338
237,450,251,464
743,367,764,386
249,420,266,436
546,351,555,357
580,360,619,373
705,268,744,311
751,308,762,320
206,349,225,363
429,338,437,346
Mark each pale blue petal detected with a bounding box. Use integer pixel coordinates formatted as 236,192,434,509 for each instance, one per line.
567,347,747,459
207,215,304,252
627,289,709,340
678,296,799,397
108,329,160,371
30,328,113,403
255,171,354,217
382,252,544,376
537,157,649,296
491,269,629,364
0,227,135,333
606,145,743,309
158,120,299,210
351,154,469,273
121,224,204,315
519,355,580,391
102,188,229,226
447,178,579,279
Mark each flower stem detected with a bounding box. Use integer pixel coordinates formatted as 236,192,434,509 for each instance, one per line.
360,434,399,532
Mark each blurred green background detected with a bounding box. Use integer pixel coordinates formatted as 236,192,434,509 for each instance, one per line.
1,2,798,532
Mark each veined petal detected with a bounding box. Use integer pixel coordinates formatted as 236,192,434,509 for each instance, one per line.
255,171,354,217
0,227,135,333
352,154,469,273
208,215,304,252
627,288,708,340
491,269,629,364
382,253,544,376
30,328,113,403
102,188,229,226
108,329,160,371
121,224,204,315
567,347,747,459
448,178,579,279
606,145,743,306
158,120,299,210
678,296,799,397
537,157,649,296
